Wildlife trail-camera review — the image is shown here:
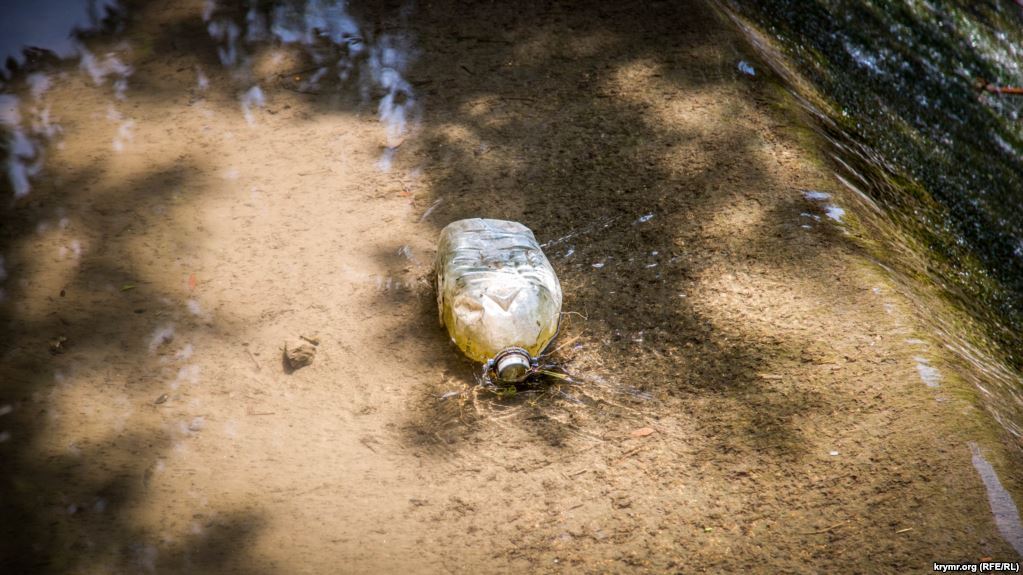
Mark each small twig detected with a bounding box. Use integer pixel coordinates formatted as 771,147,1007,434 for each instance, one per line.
895,527,913,534
614,445,646,461
985,84,1023,96
248,411,275,416
546,334,582,357
245,349,261,372
801,521,848,535
459,64,474,75
394,177,414,197
975,78,1023,96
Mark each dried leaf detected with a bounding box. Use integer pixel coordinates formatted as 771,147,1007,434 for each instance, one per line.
630,427,656,437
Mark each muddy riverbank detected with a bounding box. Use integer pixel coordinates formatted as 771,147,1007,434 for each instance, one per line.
1,0,1021,572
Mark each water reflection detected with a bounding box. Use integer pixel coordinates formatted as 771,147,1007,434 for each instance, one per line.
0,0,122,74
1,1,127,197
1,0,420,198
730,0,1023,354
202,0,418,169
724,1,1023,450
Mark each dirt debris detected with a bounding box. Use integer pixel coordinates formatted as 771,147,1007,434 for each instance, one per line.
283,341,316,371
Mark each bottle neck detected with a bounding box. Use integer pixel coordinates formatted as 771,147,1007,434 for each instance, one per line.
493,347,532,383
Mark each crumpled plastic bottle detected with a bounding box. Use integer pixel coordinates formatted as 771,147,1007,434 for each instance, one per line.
436,218,562,382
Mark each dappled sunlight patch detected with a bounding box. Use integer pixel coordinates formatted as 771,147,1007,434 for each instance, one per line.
458,95,512,128
608,58,662,89
36,370,151,457
427,120,527,180
700,195,770,244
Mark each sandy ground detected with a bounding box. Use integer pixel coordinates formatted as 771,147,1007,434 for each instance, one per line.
1,0,1022,573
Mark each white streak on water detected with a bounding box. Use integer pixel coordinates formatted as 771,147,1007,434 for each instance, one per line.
196,67,209,92
176,365,201,386
240,85,265,126
376,146,396,172
112,119,134,152
27,73,52,100
824,205,845,222
418,198,442,222
202,0,216,21
265,1,418,168
245,5,269,42
841,37,883,75
79,47,133,94
0,95,39,197
834,172,882,214
174,344,194,361
913,356,941,387
969,442,1023,557
803,190,831,201
206,20,240,67
148,324,175,352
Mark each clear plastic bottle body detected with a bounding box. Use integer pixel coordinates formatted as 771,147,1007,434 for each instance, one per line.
436,219,562,366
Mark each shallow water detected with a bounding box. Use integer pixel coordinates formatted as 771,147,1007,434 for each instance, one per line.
970,442,1023,557
3,0,1023,571
724,0,1023,449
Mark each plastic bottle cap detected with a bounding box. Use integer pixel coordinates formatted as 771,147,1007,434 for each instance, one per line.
496,349,531,383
